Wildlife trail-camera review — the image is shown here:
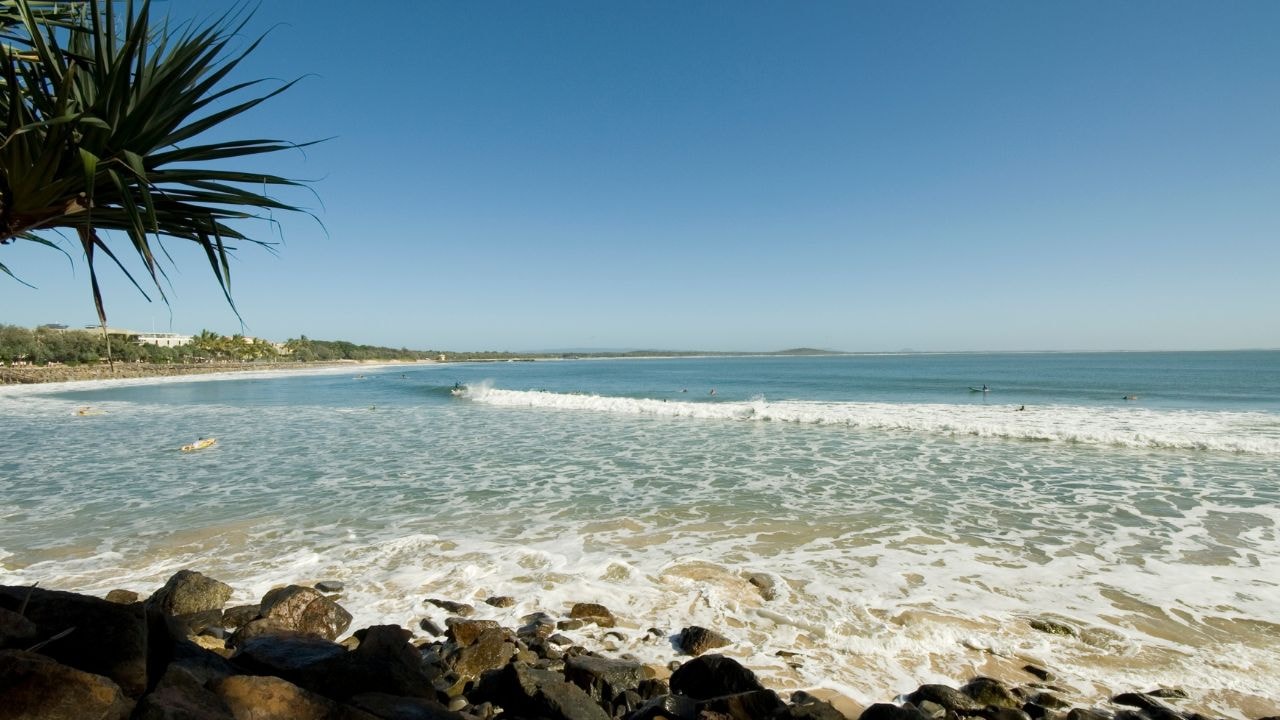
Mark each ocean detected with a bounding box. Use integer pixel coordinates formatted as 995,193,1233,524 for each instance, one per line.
1,351,1277,715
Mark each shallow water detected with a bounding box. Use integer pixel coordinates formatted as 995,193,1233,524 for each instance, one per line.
1,353,1277,715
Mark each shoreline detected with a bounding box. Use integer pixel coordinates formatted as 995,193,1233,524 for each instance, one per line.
0,358,436,391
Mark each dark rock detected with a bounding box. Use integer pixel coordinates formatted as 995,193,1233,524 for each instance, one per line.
638,677,669,699
747,573,778,601
701,688,788,719
485,595,516,608
1028,693,1070,710
478,662,612,720
0,649,133,720
1023,665,1054,682
147,570,233,616
221,603,260,630
1111,693,1183,720
0,606,38,647
448,627,515,683
425,598,475,616
971,709,1032,720
212,674,378,719
260,585,353,640
230,632,348,680
564,654,654,706
132,663,234,719
906,686,980,712
626,693,700,720
0,584,149,698
917,701,947,718
349,691,466,720
860,703,935,720
173,608,225,636
227,617,308,649
569,602,617,628
963,677,1022,708
558,618,587,631
1065,710,1114,720
420,617,445,636
445,618,501,646
1029,618,1078,637
106,589,139,604
669,653,765,700
548,633,574,646
677,625,731,655
790,690,848,720
316,580,345,593
1146,688,1188,700
343,624,442,698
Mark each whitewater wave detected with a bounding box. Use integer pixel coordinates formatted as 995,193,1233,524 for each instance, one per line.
461,386,1280,455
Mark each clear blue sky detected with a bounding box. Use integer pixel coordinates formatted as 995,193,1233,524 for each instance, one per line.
3,1,1277,352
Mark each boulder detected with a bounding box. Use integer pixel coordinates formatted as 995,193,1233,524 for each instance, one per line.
478,662,611,720
420,617,445,637
1111,693,1183,720
700,688,788,719
626,693,700,720
0,585,149,697
213,674,378,720
1023,665,1054,682
424,598,475,616
221,604,260,630
485,595,517,608
906,685,980,712
132,663,234,719
747,573,778,601
315,580,345,593
569,602,617,628
230,633,348,683
789,691,849,720
338,625,441,699
0,649,133,720
669,654,765,700
348,691,467,720
146,570,233,617
677,625,731,656
106,589,140,604
860,704,935,720
445,618,502,646
447,626,515,683
1029,618,1078,637
963,677,1022,709
172,608,225,636
564,654,655,706
259,585,352,640
0,606,38,648
227,617,308,649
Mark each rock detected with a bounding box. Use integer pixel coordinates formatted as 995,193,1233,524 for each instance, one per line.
569,602,617,628
558,619,587,631
447,627,515,683
1111,693,1183,720
172,608,225,636
677,625,731,656
0,606,38,647
348,691,466,720
906,685,981,712
789,691,851,720
420,617,446,636
227,617,308,649
860,703,935,720
259,585,353,640
105,589,140,604
1066,709,1114,720
221,604,260,630
1029,618,1078,637
700,689,788,719
341,625,443,699
548,633,574,646
230,632,348,683
669,654,765,700
425,598,475,616
917,701,947,718
132,663,234,719
0,584,149,698
1146,688,1188,700
477,662,611,720
485,595,516,608
972,709,1033,720
315,580,345,593
445,618,502,646
1024,665,1054,682
963,677,1022,708
626,693,700,720
564,655,655,706
147,570,233,617
0,649,133,720
213,674,378,720
746,573,778,601
1029,692,1071,710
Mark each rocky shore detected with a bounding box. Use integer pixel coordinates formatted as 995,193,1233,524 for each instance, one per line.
1,573,1272,720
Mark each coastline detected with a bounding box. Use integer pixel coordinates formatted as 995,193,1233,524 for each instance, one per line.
0,358,436,390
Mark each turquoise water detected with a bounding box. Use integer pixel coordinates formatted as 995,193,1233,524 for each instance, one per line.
1,352,1277,714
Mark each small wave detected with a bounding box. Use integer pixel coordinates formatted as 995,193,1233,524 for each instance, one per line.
465,388,1280,455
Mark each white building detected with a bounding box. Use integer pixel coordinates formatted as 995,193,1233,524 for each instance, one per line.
134,332,192,348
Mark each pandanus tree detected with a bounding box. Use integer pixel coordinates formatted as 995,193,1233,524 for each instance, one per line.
0,0,314,326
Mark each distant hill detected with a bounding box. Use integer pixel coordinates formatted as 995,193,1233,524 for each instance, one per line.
774,347,843,355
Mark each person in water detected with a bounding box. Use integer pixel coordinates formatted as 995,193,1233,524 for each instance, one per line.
983,384,989,391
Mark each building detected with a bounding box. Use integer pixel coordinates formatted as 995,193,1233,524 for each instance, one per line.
135,332,192,348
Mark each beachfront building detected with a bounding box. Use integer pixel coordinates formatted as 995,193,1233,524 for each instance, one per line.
135,332,193,348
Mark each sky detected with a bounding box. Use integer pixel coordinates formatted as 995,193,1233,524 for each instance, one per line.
2,1,1277,352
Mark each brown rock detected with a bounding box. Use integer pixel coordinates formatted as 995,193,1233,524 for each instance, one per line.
147,570,233,616
105,589,140,605
213,674,377,720
677,625,731,655
448,627,515,682
132,663,234,719
0,649,133,720
221,604,260,630
424,598,475,616
0,585,149,697
259,585,353,640
569,602,617,628
0,606,38,647
446,618,502,646
485,595,516,608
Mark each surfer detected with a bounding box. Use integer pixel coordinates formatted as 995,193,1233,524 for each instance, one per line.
709,388,716,396
1016,405,1025,411
1123,394,1138,400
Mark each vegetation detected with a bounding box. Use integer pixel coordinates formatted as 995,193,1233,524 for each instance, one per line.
1,0,313,324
